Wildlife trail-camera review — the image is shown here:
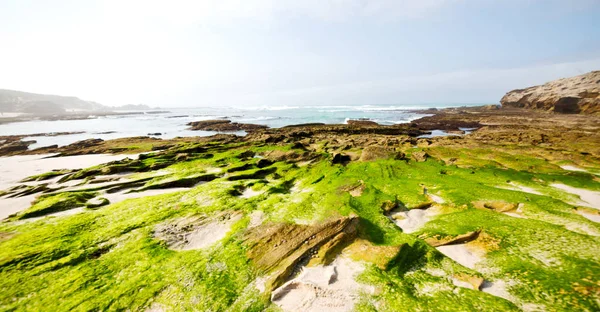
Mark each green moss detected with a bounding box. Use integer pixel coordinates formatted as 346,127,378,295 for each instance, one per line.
0,141,599,311
15,191,97,219
20,170,74,182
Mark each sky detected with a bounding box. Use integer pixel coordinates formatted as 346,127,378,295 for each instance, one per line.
0,0,599,107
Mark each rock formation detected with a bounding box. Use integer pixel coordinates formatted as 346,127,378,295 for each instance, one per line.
500,70,600,114
187,119,268,131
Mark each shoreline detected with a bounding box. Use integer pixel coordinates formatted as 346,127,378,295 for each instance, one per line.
2,104,598,157
0,110,170,125
1,101,599,311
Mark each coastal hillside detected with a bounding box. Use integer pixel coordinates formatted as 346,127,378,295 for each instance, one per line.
0,89,153,115
0,89,107,114
500,71,600,114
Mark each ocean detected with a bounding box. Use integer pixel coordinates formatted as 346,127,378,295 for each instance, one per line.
0,104,478,149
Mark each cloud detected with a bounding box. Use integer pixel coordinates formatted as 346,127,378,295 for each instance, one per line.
99,0,457,26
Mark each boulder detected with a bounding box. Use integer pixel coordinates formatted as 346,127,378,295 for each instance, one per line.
0,140,32,154
70,138,104,148
380,200,398,213
237,150,255,159
256,158,274,168
331,153,351,164
472,201,519,212
411,151,429,162
86,197,110,209
393,152,406,160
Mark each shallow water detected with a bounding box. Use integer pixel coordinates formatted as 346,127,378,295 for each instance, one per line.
0,104,474,148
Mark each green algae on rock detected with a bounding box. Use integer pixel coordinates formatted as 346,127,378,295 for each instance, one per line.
0,107,600,311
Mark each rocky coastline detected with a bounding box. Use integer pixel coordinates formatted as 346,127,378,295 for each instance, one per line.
0,73,599,311
501,70,600,114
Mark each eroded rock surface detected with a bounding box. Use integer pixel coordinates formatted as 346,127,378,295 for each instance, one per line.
154,211,243,250
244,216,359,290
501,70,600,114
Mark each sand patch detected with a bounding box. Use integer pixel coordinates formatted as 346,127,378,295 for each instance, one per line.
389,206,441,233
240,188,264,199
0,195,38,220
0,154,134,190
145,303,165,312
510,183,544,196
271,256,372,312
560,165,588,173
291,182,311,194
61,176,132,193
564,223,600,237
428,194,445,204
481,278,547,312
577,210,600,223
551,183,600,209
436,244,484,270
503,212,526,219
248,210,265,228
481,280,514,302
155,211,243,251
297,160,313,167
195,195,213,207
496,183,544,196
0,154,136,219
204,167,222,174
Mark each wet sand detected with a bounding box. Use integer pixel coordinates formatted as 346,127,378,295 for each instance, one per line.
0,154,136,219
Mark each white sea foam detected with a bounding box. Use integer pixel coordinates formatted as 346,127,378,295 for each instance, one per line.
0,105,477,148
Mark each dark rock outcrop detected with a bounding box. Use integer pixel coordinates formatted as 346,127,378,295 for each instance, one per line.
331,153,351,165
347,119,379,126
187,120,268,132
